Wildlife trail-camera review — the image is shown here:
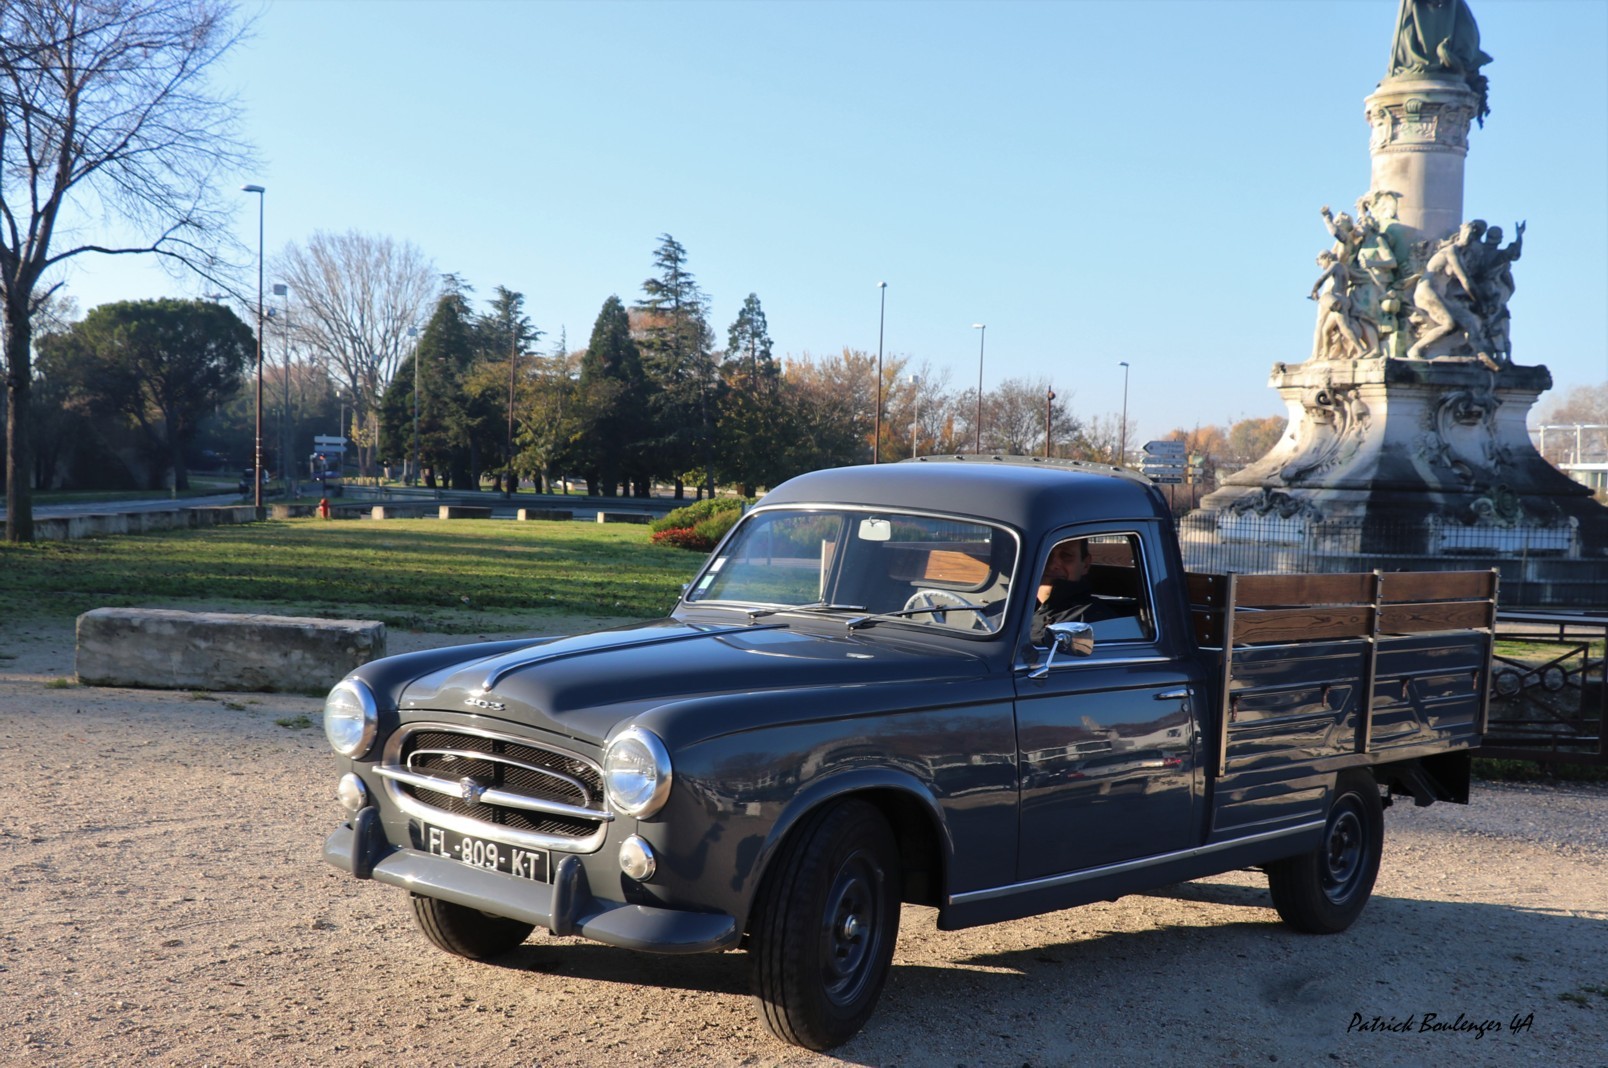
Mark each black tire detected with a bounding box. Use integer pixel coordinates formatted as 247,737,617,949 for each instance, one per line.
409,893,535,960
1266,771,1383,934
749,799,902,1051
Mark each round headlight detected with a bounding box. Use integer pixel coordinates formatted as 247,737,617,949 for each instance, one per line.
323,678,378,758
603,727,672,818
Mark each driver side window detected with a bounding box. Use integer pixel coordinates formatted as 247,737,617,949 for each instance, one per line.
1031,533,1155,647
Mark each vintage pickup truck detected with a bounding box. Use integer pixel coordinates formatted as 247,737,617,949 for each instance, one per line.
321,457,1495,1050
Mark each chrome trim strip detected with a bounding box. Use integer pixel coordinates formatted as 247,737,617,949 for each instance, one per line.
381,722,609,854
376,765,612,823
1013,654,1172,674
948,819,1325,906
406,747,594,805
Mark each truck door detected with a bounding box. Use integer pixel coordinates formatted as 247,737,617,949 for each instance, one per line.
1012,530,1199,880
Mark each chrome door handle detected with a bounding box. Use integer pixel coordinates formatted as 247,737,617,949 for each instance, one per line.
1155,688,1190,700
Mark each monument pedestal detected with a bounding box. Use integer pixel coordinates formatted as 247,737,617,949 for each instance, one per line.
1197,357,1606,560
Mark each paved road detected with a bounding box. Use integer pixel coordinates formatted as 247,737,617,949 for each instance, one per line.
0,493,243,520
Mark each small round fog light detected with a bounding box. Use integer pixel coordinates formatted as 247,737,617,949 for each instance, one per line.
337,772,368,813
618,835,656,881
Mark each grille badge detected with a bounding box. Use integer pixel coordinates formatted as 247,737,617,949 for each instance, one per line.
458,777,486,804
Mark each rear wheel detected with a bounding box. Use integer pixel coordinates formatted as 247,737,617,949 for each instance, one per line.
409,893,534,959
1266,771,1383,933
749,799,901,1051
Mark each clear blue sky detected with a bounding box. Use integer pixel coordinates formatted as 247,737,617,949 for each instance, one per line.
48,0,1608,443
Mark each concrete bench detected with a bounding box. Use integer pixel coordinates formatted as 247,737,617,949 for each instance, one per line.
75,608,386,693
369,503,435,520
440,505,493,520
596,511,652,524
517,508,573,521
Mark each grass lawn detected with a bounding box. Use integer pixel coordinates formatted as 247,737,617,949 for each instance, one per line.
0,518,703,632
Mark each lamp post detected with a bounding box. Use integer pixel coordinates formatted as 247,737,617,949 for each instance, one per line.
1118,360,1131,466
242,184,266,517
909,373,921,458
409,326,420,488
873,282,887,464
273,283,293,497
1044,386,1056,459
505,324,518,497
972,323,986,453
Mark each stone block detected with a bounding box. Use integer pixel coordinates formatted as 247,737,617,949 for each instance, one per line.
440,505,493,520
596,511,651,524
516,508,572,521
75,608,386,693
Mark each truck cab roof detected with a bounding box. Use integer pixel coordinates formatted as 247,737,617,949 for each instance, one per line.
758,455,1170,534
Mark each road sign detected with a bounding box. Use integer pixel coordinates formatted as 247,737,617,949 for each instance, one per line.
1140,459,1187,473
1146,474,1185,484
1142,439,1187,458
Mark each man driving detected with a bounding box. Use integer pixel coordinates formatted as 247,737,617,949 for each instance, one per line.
1031,538,1118,645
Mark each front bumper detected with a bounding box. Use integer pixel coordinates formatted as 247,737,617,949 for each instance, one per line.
323,815,739,955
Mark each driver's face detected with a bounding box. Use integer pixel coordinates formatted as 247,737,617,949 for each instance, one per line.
1044,542,1090,582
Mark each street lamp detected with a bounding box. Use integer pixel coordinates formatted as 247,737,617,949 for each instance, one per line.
1044,385,1056,459
909,373,921,458
972,323,986,453
242,183,266,517
506,323,518,498
1118,360,1131,466
409,326,421,487
273,283,293,497
874,282,887,464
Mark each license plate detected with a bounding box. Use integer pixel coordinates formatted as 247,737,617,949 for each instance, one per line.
420,823,549,882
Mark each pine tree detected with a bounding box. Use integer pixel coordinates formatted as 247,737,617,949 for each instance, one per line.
635,234,717,497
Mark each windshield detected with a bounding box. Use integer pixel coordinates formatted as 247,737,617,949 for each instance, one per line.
684,508,1017,635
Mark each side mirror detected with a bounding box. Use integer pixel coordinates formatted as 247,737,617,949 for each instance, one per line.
1028,621,1094,679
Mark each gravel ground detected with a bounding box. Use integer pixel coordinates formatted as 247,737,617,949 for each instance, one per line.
2,618,1605,1067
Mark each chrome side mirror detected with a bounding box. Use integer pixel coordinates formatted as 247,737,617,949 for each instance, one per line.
1028,621,1094,679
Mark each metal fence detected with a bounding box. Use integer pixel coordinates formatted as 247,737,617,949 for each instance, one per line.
1176,511,1607,609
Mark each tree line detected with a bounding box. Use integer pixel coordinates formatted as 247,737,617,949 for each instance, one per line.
23,229,1300,503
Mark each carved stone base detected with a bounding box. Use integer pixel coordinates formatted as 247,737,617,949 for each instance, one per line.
1195,357,1607,559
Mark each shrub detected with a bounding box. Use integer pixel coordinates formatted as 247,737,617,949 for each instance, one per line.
649,496,750,534
651,527,712,551
692,509,741,547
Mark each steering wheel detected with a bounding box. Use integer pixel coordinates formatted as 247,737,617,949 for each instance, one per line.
901,589,975,625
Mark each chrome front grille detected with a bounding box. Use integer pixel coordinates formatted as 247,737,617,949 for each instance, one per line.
376,723,611,852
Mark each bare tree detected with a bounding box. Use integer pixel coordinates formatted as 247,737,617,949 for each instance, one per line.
1,0,252,541
274,231,436,477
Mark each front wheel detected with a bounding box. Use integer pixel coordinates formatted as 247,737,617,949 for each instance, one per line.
749,799,902,1051
409,893,534,959
1266,771,1383,933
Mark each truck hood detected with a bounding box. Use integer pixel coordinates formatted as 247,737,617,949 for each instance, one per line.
398,617,992,746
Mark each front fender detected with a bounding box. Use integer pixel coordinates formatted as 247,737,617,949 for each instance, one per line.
749,766,955,917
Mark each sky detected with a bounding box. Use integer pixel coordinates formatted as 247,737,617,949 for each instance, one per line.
42,0,1608,444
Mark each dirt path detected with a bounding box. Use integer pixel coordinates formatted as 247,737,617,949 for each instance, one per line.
2,619,1605,1067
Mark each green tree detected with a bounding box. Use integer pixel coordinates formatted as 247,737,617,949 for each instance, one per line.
635,234,717,497
381,285,478,489
37,299,253,489
716,293,785,496
474,286,542,494
575,296,647,496
2,0,252,541
515,330,579,494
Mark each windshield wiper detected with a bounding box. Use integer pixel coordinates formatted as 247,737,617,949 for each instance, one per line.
845,599,991,630
745,601,866,623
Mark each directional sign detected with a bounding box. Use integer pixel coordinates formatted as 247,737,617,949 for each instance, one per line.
1142,439,1187,458
1146,474,1185,484
1140,459,1187,473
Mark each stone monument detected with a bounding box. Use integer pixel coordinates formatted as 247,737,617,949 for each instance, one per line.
1192,0,1607,602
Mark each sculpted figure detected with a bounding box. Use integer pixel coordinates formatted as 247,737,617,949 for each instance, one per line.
1309,251,1370,360
1388,0,1493,121
1407,220,1490,361
1474,221,1524,359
